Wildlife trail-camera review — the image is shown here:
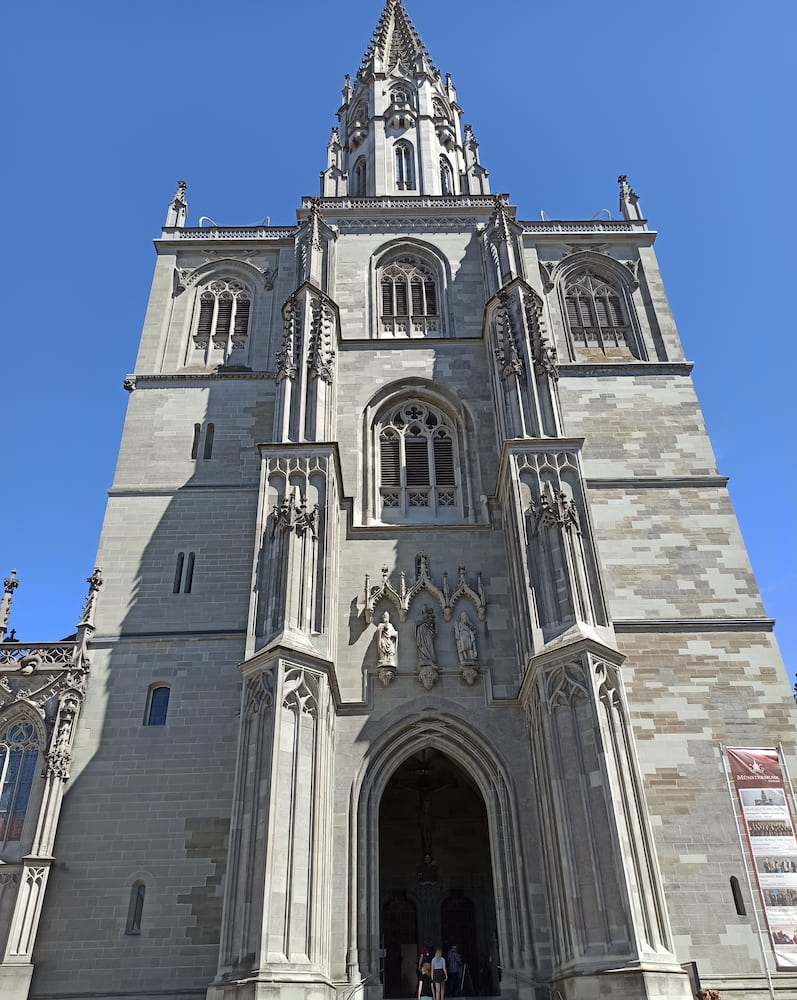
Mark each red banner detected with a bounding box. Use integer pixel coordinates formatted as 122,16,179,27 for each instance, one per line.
727,747,797,969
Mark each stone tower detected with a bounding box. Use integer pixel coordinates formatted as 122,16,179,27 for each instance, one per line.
0,3,794,999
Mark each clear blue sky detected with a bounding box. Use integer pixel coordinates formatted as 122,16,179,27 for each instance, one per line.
3,0,795,681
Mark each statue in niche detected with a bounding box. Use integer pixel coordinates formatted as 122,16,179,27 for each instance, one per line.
376,611,398,686
377,612,398,667
415,606,437,666
453,612,477,665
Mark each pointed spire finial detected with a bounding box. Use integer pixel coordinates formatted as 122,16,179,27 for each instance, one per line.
1,570,19,640
359,0,438,79
165,180,188,228
77,567,103,630
617,174,643,221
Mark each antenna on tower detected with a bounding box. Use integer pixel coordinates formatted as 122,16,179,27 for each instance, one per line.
198,216,218,227
540,210,550,221
590,209,612,221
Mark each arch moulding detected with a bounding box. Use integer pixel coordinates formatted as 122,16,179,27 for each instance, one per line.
347,710,538,998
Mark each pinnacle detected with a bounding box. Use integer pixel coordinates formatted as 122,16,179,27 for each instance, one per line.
360,0,438,77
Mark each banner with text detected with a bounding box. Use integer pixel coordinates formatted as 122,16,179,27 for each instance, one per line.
727,747,797,969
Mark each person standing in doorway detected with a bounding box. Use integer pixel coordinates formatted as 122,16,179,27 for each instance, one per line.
418,962,434,1000
446,945,462,996
431,947,447,1000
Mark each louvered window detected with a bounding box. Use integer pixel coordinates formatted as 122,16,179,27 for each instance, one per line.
380,256,440,336
564,271,639,359
377,402,459,519
191,279,251,365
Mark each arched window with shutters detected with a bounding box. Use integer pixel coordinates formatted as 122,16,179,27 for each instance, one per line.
0,720,39,849
377,401,458,520
192,278,251,367
563,270,640,360
394,142,415,190
380,256,439,336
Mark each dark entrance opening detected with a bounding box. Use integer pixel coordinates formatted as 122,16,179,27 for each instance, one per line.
379,749,498,997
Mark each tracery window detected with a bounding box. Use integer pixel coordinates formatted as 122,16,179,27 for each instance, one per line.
563,271,639,359
378,402,457,518
432,97,450,120
193,279,251,365
380,256,439,336
394,142,415,190
0,721,39,847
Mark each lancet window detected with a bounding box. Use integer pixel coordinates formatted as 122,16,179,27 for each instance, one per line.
352,157,367,197
394,142,415,190
378,402,457,518
440,156,454,195
380,255,439,336
193,278,251,365
563,270,639,359
0,721,39,847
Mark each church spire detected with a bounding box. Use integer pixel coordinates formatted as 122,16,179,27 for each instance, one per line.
320,0,489,198
359,0,438,79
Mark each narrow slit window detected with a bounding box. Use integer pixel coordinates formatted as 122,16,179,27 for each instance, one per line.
203,423,215,460
191,424,201,460
184,553,196,594
126,882,146,935
730,876,746,916
172,553,185,594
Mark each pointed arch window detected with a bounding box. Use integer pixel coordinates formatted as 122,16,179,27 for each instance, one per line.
380,256,439,336
378,402,458,519
440,156,454,195
394,142,415,190
352,157,367,197
0,721,39,847
563,270,640,359
192,279,251,366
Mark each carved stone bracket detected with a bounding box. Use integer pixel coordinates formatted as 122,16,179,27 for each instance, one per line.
418,664,439,691
364,555,486,624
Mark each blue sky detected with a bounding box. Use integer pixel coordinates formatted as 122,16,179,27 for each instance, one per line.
4,0,795,680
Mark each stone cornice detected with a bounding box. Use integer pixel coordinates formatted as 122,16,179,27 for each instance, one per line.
125,371,276,390
614,618,776,633
558,362,693,376
586,476,729,489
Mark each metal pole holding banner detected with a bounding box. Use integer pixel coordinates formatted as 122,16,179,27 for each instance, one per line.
720,744,776,1000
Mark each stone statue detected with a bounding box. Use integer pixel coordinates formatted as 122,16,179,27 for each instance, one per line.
454,612,477,665
415,606,437,666
376,612,398,668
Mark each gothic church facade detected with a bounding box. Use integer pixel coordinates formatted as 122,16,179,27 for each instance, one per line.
0,3,794,1000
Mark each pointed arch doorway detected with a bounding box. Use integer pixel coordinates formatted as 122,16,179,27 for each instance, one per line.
379,749,498,997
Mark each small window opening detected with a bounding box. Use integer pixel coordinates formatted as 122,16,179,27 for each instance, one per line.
730,876,746,915
144,686,170,726
126,881,146,935
172,553,185,594
172,552,195,594
191,423,201,460
203,423,215,460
